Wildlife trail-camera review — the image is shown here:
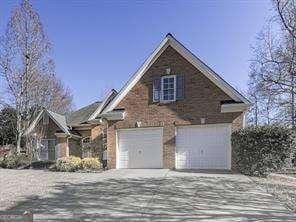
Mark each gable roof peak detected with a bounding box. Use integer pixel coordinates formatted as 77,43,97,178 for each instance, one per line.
24,108,70,136
104,34,250,112
166,32,173,38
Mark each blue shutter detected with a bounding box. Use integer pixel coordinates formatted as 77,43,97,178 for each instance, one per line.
153,77,161,102
176,75,185,100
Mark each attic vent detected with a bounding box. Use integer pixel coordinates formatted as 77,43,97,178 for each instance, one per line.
165,67,171,75
43,114,49,125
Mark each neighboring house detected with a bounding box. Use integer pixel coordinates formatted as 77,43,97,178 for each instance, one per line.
24,89,117,161
26,34,250,170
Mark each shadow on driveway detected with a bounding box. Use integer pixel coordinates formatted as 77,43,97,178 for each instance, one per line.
1,172,295,221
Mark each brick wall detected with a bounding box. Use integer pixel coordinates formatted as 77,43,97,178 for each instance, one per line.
232,112,245,132
29,115,60,158
91,124,106,158
107,46,244,169
34,116,60,141
107,121,117,168
68,138,82,157
57,137,68,158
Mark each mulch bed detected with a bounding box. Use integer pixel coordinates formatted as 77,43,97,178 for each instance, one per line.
266,172,296,212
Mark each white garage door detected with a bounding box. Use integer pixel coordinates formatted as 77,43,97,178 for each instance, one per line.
117,128,163,169
176,124,231,170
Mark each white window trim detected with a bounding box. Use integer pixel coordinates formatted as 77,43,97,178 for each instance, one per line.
160,75,176,102
39,139,56,160
38,140,48,160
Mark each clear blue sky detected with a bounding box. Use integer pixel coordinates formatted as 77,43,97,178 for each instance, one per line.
0,0,272,109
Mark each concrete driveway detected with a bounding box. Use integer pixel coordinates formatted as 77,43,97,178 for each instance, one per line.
1,169,295,221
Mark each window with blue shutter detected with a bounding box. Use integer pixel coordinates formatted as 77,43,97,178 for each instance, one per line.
153,74,184,102
153,77,161,102
176,75,185,100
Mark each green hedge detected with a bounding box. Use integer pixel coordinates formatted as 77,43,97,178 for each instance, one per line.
31,160,55,169
232,125,295,176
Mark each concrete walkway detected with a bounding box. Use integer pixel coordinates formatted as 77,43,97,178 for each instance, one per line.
0,169,295,221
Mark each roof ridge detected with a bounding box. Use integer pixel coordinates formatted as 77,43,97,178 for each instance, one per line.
66,100,103,126
47,109,66,117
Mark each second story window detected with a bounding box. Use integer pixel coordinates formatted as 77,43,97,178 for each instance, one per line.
153,74,184,103
161,75,176,102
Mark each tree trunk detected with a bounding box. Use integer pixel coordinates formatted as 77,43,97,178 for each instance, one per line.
254,100,259,126
291,40,295,129
16,114,22,153
291,73,295,129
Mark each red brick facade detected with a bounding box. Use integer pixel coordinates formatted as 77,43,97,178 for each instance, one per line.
34,117,60,141
30,114,104,160
57,137,68,157
107,46,244,169
28,44,245,167
32,116,70,159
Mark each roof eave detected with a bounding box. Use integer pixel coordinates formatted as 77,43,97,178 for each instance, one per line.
221,103,250,113
88,89,118,120
46,110,69,134
99,110,125,121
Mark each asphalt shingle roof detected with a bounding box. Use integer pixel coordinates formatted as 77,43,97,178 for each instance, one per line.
47,110,70,134
66,101,101,126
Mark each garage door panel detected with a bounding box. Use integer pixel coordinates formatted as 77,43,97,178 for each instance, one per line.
117,128,163,169
176,124,231,170
118,150,129,168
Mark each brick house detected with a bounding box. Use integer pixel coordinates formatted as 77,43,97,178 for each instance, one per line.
25,34,249,170
24,90,117,161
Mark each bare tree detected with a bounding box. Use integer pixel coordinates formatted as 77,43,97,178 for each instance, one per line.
247,60,278,126
247,74,260,125
275,0,296,41
248,0,296,127
0,0,73,152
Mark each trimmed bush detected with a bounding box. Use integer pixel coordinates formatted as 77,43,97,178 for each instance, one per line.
0,157,5,168
81,158,102,170
232,125,295,176
56,156,82,172
31,160,55,169
0,153,31,169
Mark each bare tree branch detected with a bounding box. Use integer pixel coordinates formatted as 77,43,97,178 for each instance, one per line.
0,0,74,152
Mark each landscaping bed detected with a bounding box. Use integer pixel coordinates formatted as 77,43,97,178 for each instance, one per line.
0,154,103,172
252,172,296,212
267,173,296,212
276,168,296,178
